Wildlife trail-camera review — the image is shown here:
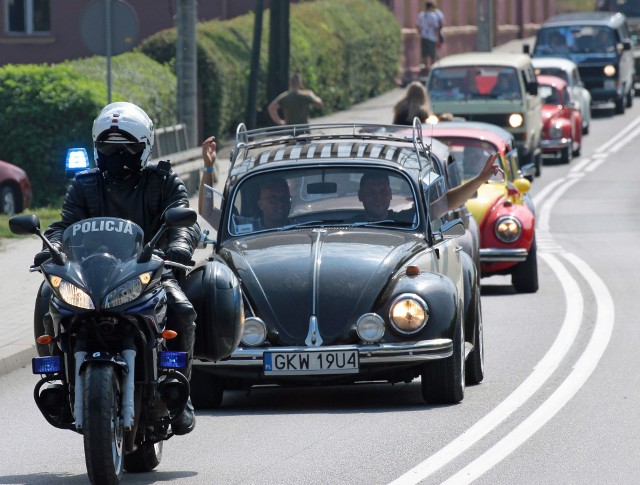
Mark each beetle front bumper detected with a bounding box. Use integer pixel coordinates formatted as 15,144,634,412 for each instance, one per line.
480,247,528,262
194,339,453,370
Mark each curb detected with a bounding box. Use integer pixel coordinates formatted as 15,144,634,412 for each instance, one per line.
0,345,35,376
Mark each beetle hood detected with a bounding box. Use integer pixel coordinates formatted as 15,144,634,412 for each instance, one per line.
221,229,427,345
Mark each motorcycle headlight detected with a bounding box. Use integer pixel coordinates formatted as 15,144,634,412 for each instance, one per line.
389,294,429,334
509,113,524,128
103,273,151,308
50,276,94,309
494,215,522,243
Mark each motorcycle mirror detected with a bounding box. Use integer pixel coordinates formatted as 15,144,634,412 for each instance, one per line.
10,214,66,265
164,207,197,227
9,214,40,235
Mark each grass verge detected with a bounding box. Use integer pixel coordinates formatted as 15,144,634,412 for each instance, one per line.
0,207,60,239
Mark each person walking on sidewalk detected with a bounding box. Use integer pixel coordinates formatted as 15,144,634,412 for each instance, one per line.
416,1,442,74
268,73,323,129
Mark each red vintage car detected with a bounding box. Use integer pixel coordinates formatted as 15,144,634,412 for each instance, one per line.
537,74,583,164
424,121,538,293
0,159,32,216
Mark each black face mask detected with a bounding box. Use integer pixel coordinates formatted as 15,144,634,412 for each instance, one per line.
97,151,142,180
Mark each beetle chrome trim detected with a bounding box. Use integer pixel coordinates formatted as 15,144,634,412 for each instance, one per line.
480,248,528,262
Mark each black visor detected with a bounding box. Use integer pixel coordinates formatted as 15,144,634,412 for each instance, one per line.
96,141,146,157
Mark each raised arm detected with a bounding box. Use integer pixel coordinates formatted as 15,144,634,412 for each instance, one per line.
446,152,502,210
199,136,222,227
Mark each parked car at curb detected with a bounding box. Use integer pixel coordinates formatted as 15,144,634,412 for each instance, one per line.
532,56,592,134
427,52,544,177
192,122,484,407
424,121,539,293
532,12,636,115
0,159,32,216
537,74,583,163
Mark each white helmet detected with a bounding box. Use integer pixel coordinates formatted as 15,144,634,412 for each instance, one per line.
92,102,154,173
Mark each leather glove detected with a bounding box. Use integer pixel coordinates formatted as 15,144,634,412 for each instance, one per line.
165,246,193,266
33,243,61,266
33,249,52,266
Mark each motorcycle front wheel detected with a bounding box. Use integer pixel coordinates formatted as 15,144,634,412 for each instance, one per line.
83,363,124,485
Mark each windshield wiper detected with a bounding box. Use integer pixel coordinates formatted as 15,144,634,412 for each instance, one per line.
347,219,414,228
278,220,326,231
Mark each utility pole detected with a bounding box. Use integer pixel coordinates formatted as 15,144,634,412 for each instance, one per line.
177,0,198,148
267,0,290,109
476,0,494,52
246,0,264,130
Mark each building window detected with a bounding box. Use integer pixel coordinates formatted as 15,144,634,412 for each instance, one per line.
6,0,50,34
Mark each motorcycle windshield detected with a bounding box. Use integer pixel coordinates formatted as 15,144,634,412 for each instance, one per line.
61,217,144,264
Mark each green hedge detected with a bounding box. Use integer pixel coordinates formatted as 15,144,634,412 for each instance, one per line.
140,0,402,139
0,54,177,207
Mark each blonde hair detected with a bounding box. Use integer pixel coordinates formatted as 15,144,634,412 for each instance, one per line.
393,81,431,122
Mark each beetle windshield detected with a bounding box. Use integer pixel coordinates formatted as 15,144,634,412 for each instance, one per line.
227,167,418,235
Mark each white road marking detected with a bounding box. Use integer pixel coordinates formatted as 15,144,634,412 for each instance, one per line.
441,253,614,484
594,114,640,153
388,253,583,485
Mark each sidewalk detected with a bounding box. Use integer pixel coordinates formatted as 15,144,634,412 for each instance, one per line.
0,37,533,377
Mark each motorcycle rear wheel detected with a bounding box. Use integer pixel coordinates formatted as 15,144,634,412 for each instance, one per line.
83,364,124,485
124,440,163,473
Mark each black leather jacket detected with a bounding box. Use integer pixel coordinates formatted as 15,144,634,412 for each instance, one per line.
44,162,200,257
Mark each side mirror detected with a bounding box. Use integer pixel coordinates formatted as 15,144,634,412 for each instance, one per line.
9,214,40,235
441,218,465,239
523,44,531,55
513,177,531,194
164,207,198,228
623,40,632,51
527,81,538,95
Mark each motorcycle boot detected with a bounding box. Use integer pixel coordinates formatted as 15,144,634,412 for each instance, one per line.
163,276,197,435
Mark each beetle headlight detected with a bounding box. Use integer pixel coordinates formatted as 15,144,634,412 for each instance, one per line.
103,273,151,308
389,294,429,334
356,313,385,342
549,122,563,139
509,113,524,128
603,64,616,77
494,216,522,243
241,317,267,346
50,276,94,309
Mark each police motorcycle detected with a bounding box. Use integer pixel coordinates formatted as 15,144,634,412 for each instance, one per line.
9,206,202,484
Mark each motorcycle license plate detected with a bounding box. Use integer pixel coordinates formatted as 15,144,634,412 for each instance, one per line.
263,350,359,375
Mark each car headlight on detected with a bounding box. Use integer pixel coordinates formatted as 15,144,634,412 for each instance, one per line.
509,113,524,128
494,215,522,243
103,273,151,308
549,122,563,139
241,317,267,346
604,64,616,77
425,114,440,125
356,313,385,342
50,275,94,309
389,294,429,334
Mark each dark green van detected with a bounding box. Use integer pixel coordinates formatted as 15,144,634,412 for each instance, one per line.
533,12,635,114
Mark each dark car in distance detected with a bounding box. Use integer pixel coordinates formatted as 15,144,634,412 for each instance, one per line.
533,12,636,114
0,159,32,216
192,122,485,407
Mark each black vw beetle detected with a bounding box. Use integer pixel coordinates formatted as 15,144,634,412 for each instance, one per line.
189,122,484,406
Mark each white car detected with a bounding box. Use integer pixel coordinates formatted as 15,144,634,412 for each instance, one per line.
532,57,592,134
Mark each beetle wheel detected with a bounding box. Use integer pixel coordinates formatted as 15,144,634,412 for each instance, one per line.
512,237,539,293
190,368,224,409
421,316,465,404
466,286,484,385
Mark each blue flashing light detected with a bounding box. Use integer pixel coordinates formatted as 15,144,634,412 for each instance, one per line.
65,148,90,178
32,356,63,374
159,351,188,369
